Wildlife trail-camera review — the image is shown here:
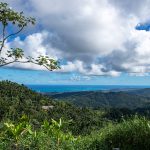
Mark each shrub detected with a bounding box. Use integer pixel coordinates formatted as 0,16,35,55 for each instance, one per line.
0,118,79,150
83,116,150,150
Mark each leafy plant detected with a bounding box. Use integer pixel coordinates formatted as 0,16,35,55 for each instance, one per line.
0,117,79,149
82,116,150,150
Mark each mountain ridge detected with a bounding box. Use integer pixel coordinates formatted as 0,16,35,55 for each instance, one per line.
48,90,150,109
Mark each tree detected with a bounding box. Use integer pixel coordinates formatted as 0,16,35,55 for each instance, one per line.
0,2,60,71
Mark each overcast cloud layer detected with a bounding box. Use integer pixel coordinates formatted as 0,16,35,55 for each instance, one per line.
2,0,150,76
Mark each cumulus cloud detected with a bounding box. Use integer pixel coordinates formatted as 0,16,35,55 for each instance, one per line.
4,31,62,70
59,60,121,77
2,0,150,76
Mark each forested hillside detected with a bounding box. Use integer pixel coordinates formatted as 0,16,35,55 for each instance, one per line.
126,88,150,97
50,90,150,109
0,81,108,135
1,81,150,149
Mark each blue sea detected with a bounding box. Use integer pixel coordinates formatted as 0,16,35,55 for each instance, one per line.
26,85,150,93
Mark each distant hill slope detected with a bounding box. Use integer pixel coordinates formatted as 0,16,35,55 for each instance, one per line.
1,80,150,135
0,81,108,135
126,88,150,97
50,91,150,109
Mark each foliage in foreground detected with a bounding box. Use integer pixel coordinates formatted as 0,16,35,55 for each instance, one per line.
0,116,150,150
81,116,150,150
0,116,79,150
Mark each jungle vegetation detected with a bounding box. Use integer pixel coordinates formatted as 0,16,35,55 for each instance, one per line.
0,81,150,149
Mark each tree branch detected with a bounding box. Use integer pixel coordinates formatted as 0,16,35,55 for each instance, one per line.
0,60,16,67
0,24,6,55
0,26,24,56
0,59,53,71
4,26,24,41
0,59,30,67
29,61,53,71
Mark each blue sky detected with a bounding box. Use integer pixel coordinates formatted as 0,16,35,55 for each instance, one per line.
1,67,150,85
1,0,150,85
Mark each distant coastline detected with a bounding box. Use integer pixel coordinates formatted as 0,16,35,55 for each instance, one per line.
26,84,150,93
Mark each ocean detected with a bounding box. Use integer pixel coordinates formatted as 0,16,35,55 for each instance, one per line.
26,85,150,93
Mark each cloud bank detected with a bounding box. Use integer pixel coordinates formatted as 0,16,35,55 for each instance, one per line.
2,0,150,76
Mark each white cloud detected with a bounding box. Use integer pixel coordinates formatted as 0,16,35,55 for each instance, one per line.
70,74,91,81
59,60,86,74
59,60,121,76
3,31,62,70
2,0,150,76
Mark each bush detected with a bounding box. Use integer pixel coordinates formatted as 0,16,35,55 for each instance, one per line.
82,116,150,150
0,118,79,150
